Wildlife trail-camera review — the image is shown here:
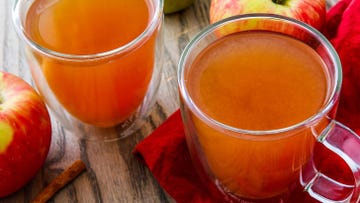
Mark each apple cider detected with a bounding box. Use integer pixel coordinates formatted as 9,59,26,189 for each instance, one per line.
24,0,158,127
185,31,329,199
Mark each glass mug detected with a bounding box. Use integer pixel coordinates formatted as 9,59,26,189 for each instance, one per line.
13,0,163,141
178,14,360,202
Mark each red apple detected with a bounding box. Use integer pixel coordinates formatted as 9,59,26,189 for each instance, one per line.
209,0,326,31
0,71,51,197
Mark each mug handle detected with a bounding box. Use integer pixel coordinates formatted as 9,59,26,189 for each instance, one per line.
301,120,360,203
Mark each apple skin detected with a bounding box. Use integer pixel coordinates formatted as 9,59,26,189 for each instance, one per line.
0,71,51,198
209,0,326,31
164,0,195,14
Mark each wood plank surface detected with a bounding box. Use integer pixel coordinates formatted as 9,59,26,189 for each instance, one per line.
0,0,338,202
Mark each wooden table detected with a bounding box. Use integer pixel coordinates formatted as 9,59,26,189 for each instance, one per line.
0,0,339,202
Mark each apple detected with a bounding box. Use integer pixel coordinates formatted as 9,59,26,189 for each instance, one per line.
0,71,51,197
164,0,195,14
209,0,326,31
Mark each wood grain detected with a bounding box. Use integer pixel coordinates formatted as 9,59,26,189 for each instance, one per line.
0,0,338,202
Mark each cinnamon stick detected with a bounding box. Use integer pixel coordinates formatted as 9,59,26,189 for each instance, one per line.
31,160,86,203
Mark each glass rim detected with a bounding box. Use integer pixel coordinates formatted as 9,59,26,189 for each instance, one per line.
12,0,163,61
178,13,343,136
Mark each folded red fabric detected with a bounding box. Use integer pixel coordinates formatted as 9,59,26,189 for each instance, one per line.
134,110,221,202
134,0,360,202
323,0,360,135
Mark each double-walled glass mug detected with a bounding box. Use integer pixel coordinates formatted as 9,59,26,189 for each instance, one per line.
13,0,163,140
178,14,360,202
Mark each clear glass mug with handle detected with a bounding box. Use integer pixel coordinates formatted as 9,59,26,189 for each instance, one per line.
13,0,164,141
178,14,360,202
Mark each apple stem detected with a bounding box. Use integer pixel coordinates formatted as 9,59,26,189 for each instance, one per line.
272,0,286,5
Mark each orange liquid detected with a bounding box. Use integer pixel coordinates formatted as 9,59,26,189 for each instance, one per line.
25,0,157,127
186,32,328,199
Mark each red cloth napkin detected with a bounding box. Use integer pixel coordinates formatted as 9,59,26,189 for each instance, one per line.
323,0,360,135
134,110,222,202
134,1,360,202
